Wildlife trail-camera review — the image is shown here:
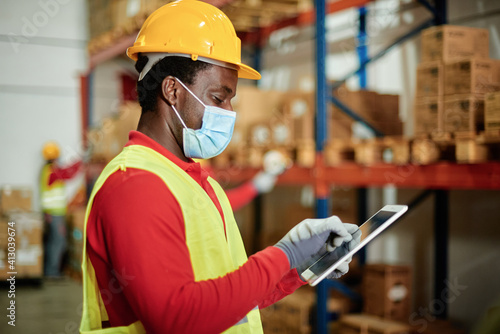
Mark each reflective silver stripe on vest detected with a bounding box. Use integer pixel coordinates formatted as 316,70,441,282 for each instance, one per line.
235,306,259,326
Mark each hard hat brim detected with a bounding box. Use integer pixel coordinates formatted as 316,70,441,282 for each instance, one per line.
238,63,261,80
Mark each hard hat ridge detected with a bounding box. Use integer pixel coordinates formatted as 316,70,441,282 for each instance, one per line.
127,0,261,80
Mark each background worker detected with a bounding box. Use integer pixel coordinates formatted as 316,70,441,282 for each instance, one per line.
80,1,360,333
40,142,82,277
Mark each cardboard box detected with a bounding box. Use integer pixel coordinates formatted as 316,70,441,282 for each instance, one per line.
229,86,285,151
421,25,489,62
444,58,500,95
442,94,484,133
363,264,412,322
0,212,44,278
332,87,401,136
282,92,315,144
330,113,353,140
414,96,443,135
485,91,500,131
1,186,32,213
416,61,443,97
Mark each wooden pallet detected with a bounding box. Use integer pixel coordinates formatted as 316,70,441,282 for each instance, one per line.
412,131,500,164
339,314,411,334
325,137,410,166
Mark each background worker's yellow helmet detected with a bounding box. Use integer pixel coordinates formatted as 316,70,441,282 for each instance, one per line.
126,0,261,80
42,142,60,161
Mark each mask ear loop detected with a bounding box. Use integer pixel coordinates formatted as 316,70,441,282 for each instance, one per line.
174,77,206,107
171,105,188,130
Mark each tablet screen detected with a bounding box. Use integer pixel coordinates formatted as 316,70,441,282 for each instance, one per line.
301,206,407,285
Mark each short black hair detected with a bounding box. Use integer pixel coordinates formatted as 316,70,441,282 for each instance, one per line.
135,54,212,112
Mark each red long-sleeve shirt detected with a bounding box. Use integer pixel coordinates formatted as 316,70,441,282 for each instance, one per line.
86,131,306,334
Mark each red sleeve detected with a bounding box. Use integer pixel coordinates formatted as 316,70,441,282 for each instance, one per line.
48,160,82,185
95,170,291,334
225,181,259,211
259,269,308,309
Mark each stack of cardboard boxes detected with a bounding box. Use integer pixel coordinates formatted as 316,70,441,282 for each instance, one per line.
218,85,401,168
0,186,43,279
415,25,500,137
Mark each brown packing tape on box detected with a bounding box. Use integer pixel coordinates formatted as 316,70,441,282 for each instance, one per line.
444,58,500,96
442,94,485,133
421,25,489,62
485,91,500,131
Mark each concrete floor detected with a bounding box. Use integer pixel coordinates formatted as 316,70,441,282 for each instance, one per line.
0,277,82,334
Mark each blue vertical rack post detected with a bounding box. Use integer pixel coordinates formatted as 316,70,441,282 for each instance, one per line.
252,45,264,254
357,6,368,90
314,0,330,332
356,6,369,266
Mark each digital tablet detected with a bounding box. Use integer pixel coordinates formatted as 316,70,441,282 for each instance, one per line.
300,204,408,286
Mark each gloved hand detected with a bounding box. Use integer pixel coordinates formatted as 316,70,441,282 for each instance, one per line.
252,171,278,194
317,226,361,279
274,216,359,270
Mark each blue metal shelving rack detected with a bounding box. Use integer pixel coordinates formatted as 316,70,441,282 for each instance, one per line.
313,1,447,332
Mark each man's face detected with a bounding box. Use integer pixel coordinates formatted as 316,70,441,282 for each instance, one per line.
180,65,238,130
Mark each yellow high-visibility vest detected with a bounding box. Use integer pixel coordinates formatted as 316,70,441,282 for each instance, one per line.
40,163,67,216
80,145,263,334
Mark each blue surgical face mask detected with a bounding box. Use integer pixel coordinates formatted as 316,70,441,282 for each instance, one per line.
171,78,236,159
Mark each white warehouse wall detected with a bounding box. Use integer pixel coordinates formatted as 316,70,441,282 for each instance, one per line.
0,0,88,210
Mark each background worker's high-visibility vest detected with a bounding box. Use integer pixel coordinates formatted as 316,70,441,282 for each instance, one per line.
80,145,263,334
40,163,67,216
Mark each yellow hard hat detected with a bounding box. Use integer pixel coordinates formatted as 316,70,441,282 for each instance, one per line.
126,0,261,80
42,142,60,160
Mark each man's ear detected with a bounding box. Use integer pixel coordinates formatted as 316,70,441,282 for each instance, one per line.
161,76,178,106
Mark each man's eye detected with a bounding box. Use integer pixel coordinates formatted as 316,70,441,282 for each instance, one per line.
213,96,223,103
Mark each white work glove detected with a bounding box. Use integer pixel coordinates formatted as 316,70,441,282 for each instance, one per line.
252,171,278,194
274,216,359,270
